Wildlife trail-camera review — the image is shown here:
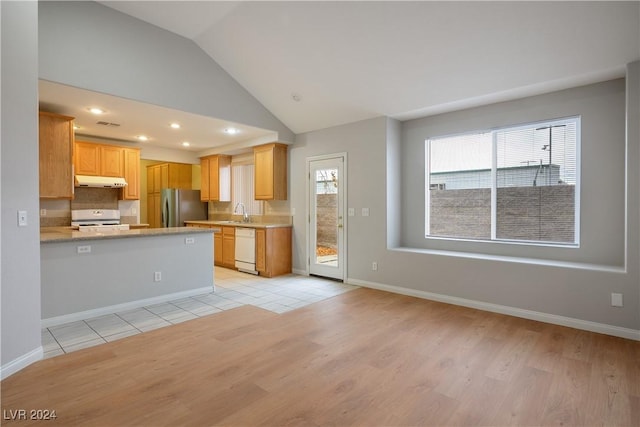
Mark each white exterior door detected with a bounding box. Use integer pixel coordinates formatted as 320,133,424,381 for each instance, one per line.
308,155,346,281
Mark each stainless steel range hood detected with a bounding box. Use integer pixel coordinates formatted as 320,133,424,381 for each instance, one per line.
74,175,127,188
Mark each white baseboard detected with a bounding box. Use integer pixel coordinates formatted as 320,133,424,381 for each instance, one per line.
347,278,640,341
42,286,213,328
292,268,308,276
1,346,43,380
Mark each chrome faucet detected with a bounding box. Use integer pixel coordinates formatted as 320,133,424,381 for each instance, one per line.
234,203,249,223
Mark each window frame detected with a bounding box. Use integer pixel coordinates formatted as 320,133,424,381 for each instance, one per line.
425,116,581,248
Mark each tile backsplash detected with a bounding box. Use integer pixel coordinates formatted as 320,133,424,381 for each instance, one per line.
40,188,140,226
39,199,71,227
70,187,119,210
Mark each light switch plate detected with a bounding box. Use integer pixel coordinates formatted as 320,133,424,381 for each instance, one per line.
361,208,370,217
18,210,27,227
348,208,355,217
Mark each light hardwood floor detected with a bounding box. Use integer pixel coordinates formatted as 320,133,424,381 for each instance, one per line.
2,288,639,426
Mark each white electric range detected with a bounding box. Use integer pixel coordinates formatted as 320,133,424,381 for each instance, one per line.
71,209,130,232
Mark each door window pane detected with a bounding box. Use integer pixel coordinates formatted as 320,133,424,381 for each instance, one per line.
315,169,338,266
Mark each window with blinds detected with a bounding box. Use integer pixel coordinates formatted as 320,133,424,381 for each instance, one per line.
425,117,579,245
232,164,263,216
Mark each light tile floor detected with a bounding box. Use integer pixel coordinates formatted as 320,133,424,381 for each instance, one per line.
42,267,357,359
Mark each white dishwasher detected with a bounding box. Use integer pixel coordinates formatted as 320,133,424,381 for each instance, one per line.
235,227,257,274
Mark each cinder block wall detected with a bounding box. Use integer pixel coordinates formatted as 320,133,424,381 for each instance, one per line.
430,185,575,242
317,194,337,248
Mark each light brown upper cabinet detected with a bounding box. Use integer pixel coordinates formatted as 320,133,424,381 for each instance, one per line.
74,142,100,176
200,155,231,202
146,162,192,194
73,141,140,199
121,148,141,200
100,145,124,177
146,162,193,227
254,143,287,200
74,141,123,177
39,111,75,199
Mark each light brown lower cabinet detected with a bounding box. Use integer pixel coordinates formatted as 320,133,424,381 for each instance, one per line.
256,229,266,272
256,227,292,278
221,227,236,269
213,232,223,266
149,193,161,228
186,224,292,278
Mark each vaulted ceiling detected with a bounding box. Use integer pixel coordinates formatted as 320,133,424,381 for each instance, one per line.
97,1,639,135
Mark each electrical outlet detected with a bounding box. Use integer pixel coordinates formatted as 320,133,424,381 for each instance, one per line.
77,245,91,254
40,209,47,217
362,208,370,217
185,237,195,244
154,271,162,282
611,293,623,307
372,261,378,271
348,208,355,217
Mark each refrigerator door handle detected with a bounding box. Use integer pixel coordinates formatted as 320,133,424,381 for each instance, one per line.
162,197,169,227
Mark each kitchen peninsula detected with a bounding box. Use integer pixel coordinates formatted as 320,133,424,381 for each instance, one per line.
40,226,215,326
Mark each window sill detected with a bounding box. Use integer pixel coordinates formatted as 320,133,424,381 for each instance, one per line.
425,235,579,249
390,246,626,273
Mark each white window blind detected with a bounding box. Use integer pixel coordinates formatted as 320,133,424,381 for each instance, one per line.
232,164,263,216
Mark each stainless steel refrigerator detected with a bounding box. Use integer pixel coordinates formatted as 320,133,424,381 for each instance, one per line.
160,189,207,227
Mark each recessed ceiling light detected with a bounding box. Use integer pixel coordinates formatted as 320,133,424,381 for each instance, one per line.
182,141,190,147
224,127,239,135
89,107,105,115
136,135,149,141
170,123,181,129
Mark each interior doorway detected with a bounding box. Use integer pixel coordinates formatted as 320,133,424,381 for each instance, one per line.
307,154,346,281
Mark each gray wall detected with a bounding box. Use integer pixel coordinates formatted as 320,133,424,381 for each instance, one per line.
1,1,42,375
41,233,213,320
291,117,389,276
292,72,639,333
404,79,626,267
38,1,294,143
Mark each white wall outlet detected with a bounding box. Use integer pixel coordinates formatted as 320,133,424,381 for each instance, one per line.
154,271,162,282
77,245,91,254
132,207,137,215
372,261,378,271
18,210,28,227
361,208,370,217
611,293,623,307
291,208,296,215
40,209,47,217
185,237,195,244
348,208,355,217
